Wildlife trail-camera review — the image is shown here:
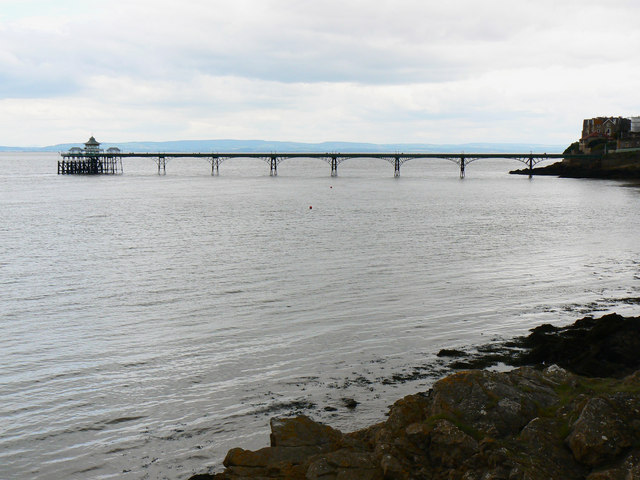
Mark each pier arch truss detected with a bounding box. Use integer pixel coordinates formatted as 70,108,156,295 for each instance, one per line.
312,153,486,178
206,155,290,176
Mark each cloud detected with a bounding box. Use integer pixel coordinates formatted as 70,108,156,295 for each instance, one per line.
8,0,638,88
1,0,640,145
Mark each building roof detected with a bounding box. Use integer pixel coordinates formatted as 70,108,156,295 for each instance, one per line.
85,136,100,146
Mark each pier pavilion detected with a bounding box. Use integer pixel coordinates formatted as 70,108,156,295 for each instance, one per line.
58,136,122,174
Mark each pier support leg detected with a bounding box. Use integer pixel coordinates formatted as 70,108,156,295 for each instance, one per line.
330,156,338,177
460,157,466,179
394,156,400,177
211,157,220,176
158,156,166,175
528,156,533,179
270,156,277,176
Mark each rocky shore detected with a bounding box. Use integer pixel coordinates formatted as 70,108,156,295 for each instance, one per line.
510,151,640,179
189,314,640,480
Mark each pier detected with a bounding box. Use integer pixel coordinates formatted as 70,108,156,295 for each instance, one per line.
59,137,600,178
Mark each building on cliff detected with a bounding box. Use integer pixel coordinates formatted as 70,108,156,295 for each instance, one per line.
578,116,640,153
579,116,631,153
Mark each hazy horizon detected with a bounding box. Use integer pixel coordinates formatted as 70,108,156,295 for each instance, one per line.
0,138,567,153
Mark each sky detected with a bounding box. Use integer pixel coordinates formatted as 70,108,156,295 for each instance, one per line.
1,0,639,147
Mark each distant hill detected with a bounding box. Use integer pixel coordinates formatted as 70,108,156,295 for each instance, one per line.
0,139,566,153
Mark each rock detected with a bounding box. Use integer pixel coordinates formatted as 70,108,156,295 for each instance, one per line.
436,348,467,358
585,449,640,479
342,398,359,409
223,445,327,468
404,422,432,448
206,416,344,480
444,313,640,379
306,450,381,480
516,416,586,479
516,313,640,378
428,419,479,467
383,392,430,433
270,415,342,448
377,453,405,479
566,397,633,466
190,366,640,480
428,367,558,437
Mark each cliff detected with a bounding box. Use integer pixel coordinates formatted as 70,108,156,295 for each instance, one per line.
189,314,640,480
510,150,640,179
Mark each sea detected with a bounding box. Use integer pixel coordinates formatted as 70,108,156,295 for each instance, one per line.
1,152,639,479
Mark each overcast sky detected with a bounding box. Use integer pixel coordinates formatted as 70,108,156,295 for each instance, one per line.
1,0,639,146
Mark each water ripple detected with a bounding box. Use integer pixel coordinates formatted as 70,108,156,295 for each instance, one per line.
1,154,639,479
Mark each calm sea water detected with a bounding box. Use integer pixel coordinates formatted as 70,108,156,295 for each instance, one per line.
1,152,639,479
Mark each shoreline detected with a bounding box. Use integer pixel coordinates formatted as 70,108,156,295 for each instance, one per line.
510,150,640,179
189,312,640,480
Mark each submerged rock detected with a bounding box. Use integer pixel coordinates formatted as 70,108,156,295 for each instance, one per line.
341,398,359,410
190,366,640,480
